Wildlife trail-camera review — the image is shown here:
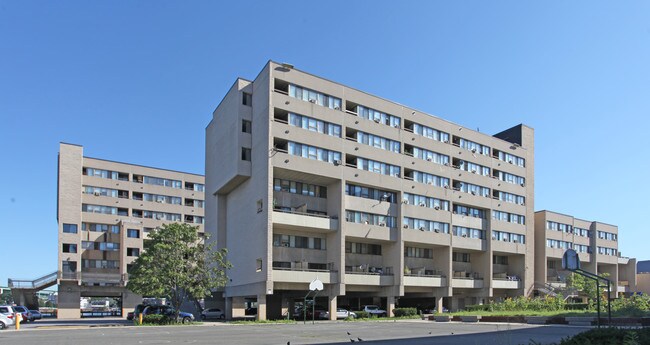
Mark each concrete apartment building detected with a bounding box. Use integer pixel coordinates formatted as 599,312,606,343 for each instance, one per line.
57,143,205,318
534,210,637,297
206,61,535,319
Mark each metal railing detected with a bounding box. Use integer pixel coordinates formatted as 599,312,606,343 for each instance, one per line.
9,271,58,289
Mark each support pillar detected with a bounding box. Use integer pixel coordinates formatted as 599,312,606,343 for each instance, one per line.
387,296,395,317
257,294,267,321
328,295,337,320
225,297,232,319
436,296,444,313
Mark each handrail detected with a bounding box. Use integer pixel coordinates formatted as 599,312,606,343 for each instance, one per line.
9,271,58,289
272,268,337,273
273,207,331,219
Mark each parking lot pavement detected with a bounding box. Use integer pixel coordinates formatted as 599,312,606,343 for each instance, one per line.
0,319,590,345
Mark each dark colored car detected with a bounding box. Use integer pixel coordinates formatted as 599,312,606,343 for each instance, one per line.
12,306,33,323
142,305,195,324
127,304,148,320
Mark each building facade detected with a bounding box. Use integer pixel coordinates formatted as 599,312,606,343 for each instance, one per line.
57,143,205,318
206,61,535,319
533,210,636,297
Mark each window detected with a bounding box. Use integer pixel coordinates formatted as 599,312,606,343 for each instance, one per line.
456,159,490,176
346,184,395,203
242,119,252,133
288,113,341,137
408,146,449,165
241,147,252,161
412,123,450,142
357,132,400,153
453,205,485,218
492,230,525,244
127,248,140,257
355,157,401,177
256,259,263,272
492,211,525,225
453,181,490,197
273,178,327,198
493,149,525,167
266,234,320,249
242,92,252,106
493,255,509,265
402,193,450,211
82,204,117,215
403,217,450,233
288,84,341,109
127,229,140,238
410,171,449,187
287,141,341,164
452,252,471,263
355,105,401,127
345,241,382,255
63,223,78,234
345,210,397,228
62,243,77,253
404,246,433,258
455,137,490,155
452,226,485,239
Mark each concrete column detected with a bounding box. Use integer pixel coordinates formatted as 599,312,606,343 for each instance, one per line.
122,290,141,317
225,297,232,319
387,296,395,317
257,294,267,321
436,296,444,313
328,295,337,320
231,296,246,318
57,283,81,319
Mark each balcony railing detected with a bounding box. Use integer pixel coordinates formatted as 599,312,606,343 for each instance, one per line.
273,207,331,219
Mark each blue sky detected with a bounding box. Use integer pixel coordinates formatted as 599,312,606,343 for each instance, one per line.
1,1,649,285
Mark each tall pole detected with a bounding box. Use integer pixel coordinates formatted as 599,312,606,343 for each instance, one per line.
607,280,611,326
596,279,600,328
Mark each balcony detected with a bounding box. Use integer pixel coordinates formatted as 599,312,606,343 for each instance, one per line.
547,276,567,288
345,272,394,286
403,273,447,287
273,268,337,284
452,277,484,289
81,272,128,286
492,277,521,289
452,271,484,288
272,209,338,232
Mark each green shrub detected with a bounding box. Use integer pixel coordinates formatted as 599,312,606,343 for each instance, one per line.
555,327,650,345
142,314,172,325
564,303,589,311
355,311,370,318
393,308,418,317
464,304,489,312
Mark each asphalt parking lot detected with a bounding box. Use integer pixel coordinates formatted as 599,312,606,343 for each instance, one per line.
0,319,590,345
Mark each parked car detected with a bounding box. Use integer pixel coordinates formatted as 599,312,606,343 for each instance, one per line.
127,304,148,320
142,305,195,324
12,306,33,323
244,307,257,316
201,308,225,320
0,306,17,330
321,308,356,319
363,305,387,317
29,310,42,320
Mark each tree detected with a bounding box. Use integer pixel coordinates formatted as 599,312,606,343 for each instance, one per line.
127,223,231,322
566,272,610,303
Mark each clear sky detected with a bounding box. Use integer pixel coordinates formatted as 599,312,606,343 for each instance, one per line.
1,1,649,285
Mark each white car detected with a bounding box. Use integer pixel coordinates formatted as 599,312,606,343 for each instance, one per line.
200,308,225,320
321,308,356,319
0,306,17,330
363,305,387,317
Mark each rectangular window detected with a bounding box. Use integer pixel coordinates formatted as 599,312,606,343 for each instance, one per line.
242,119,252,133
242,92,252,106
63,223,78,233
127,248,140,257
127,229,140,238
241,147,252,161
62,243,77,253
